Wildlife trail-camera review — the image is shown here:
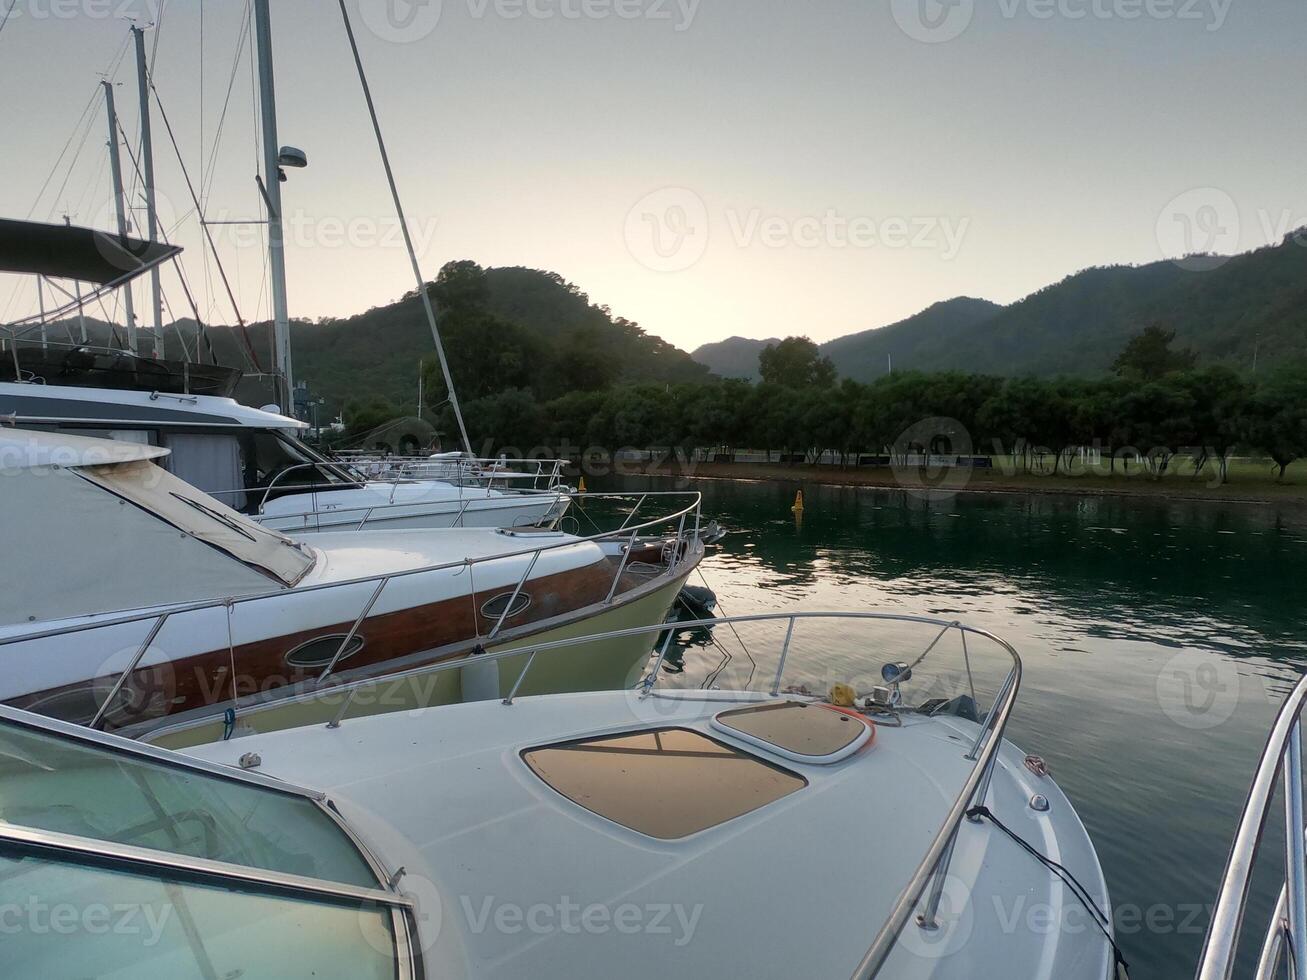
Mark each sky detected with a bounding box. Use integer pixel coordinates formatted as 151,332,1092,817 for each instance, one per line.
1,0,1305,353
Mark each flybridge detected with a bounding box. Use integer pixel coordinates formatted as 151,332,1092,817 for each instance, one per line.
0,219,243,397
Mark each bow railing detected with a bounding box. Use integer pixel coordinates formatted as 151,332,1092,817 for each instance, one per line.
1195,672,1307,980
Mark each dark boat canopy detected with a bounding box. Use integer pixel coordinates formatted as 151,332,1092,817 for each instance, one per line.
0,218,181,287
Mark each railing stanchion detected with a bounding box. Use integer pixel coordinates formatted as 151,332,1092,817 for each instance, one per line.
605,528,639,605
89,613,170,731
319,578,389,684
640,626,679,697
771,617,797,696
1287,719,1307,974
326,685,357,729
966,668,1014,763
502,651,538,705
915,825,962,931
488,552,539,640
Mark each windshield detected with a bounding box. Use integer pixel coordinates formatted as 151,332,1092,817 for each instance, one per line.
76,458,316,587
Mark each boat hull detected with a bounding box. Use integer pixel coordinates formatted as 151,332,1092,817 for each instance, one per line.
143,568,694,749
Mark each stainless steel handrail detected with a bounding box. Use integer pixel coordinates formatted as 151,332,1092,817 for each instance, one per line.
248,483,571,532
1195,672,1307,980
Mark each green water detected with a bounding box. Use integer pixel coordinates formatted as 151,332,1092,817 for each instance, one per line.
608,474,1307,979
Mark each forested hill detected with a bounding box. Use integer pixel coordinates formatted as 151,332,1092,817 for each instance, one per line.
821,297,1003,381
66,261,710,414
692,232,1307,380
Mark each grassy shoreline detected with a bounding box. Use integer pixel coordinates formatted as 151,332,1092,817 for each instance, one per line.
628,459,1307,506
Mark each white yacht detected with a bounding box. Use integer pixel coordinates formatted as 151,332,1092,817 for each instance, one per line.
0,428,704,739
0,370,571,533
0,612,1116,979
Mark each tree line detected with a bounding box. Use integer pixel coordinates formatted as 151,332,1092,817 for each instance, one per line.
342,328,1307,483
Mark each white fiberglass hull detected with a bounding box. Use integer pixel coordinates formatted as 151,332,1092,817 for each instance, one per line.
187,689,1112,980
258,481,570,533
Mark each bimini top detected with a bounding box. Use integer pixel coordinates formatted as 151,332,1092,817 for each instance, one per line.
0,428,170,471
0,218,181,287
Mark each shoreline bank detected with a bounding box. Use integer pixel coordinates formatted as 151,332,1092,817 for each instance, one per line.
625,460,1307,508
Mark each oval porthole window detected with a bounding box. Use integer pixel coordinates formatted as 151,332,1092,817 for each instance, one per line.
481,592,533,620
285,634,365,669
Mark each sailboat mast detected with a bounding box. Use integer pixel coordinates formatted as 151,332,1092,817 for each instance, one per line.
101,80,138,355
132,26,163,359
252,0,294,415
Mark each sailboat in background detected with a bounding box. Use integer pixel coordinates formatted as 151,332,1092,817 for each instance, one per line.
1,3,574,533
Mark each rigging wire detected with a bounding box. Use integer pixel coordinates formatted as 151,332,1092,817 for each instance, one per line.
201,1,252,208
0,2,15,40
335,0,474,457
148,78,263,371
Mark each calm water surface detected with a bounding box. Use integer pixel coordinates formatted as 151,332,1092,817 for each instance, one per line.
605,474,1307,979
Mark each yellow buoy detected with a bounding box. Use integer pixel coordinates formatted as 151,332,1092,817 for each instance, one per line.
577,476,587,494
791,490,805,513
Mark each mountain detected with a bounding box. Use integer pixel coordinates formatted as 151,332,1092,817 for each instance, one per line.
690,336,782,381
692,232,1307,381
821,298,1003,381
914,235,1307,376
688,298,1002,383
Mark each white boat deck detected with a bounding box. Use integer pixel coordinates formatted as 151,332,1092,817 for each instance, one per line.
190,691,1113,980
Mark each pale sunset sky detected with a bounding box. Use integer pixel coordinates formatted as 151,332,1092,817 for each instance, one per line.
1,0,1304,350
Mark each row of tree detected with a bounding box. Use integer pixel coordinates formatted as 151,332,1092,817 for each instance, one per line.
337,327,1306,482
337,364,1305,483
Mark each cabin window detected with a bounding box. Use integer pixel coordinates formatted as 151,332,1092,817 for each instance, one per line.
480,592,533,621
0,853,401,980
285,634,366,669
0,718,376,888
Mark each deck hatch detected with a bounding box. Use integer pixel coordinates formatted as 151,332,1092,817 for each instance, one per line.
522,728,806,839
711,701,872,764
